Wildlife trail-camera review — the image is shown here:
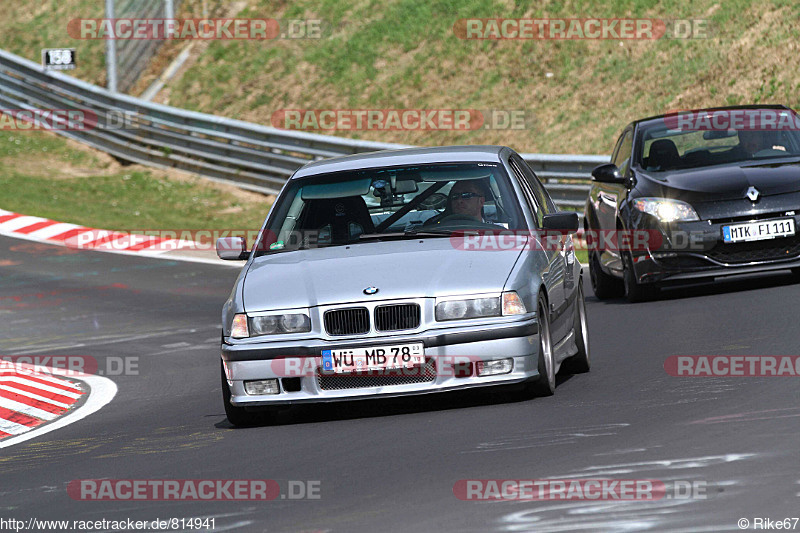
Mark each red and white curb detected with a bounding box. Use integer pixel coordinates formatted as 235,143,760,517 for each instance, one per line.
0,208,234,266
0,362,117,448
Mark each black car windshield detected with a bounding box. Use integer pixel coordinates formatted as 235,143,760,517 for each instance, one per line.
254,162,524,254
637,109,800,172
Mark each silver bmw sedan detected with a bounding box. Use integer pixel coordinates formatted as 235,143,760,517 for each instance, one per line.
217,145,590,425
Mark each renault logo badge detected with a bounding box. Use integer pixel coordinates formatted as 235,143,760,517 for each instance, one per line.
363,286,379,295
746,186,760,202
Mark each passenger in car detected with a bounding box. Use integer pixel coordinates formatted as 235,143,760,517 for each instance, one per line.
730,130,774,159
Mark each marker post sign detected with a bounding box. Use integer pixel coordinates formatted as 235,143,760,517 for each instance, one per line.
42,48,77,70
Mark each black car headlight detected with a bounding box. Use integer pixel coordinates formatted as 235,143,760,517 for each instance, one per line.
633,198,699,222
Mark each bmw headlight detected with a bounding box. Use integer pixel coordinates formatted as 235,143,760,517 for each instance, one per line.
633,198,699,222
436,296,500,321
249,313,311,336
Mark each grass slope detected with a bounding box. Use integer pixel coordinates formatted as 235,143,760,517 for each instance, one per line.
0,130,270,231
3,1,799,154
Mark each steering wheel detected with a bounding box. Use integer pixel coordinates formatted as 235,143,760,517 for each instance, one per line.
417,192,448,211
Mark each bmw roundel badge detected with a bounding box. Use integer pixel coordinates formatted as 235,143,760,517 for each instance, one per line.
363,286,379,295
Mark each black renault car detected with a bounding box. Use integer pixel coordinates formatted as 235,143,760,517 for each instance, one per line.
585,105,800,302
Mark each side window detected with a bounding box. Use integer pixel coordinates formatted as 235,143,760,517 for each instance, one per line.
511,155,556,226
610,132,625,163
612,130,633,176
508,158,541,226
520,160,557,214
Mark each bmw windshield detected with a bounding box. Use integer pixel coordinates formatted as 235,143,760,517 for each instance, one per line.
254,162,526,254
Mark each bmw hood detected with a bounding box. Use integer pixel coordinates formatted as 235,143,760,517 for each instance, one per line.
242,238,524,311
638,160,800,203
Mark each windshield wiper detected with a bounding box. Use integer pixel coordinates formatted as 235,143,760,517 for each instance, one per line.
741,157,800,168
253,232,453,254
404,228,455,236
357,229,454,241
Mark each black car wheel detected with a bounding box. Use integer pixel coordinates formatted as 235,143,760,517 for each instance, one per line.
622,252,657,303
562,282,590,374
589,251,623,299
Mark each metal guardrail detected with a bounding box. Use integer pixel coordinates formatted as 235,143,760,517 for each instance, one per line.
0,48,607,208
521,153,608,209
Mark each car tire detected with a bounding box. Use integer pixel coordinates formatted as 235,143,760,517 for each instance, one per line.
532,293,556,396
221,360,264,427
562,282,590,374
622,252,657,303
589,251,623,299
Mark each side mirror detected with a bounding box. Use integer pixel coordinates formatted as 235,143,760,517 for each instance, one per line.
542,212,579,234
591,163,626,184
216,237,248,260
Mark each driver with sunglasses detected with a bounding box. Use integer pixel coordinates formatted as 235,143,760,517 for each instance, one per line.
447,179,486,221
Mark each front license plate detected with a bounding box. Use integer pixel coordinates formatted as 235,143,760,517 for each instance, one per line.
321,343,424,374
722,218,795,243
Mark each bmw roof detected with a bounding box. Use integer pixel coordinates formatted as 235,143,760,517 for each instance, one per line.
292,145,512,179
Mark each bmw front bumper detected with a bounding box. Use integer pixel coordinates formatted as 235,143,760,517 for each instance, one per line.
221,318,540,407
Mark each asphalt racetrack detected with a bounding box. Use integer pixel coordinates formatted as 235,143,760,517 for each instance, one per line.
0,234,797,532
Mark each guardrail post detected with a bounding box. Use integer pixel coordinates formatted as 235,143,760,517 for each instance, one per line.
105,0,118,92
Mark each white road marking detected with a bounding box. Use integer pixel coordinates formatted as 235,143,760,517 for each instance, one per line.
0,216,48,232
0,374,117,448
0,385,71,408
0,418,30,435
0,397,57,420
0,377,83,399
0,367,83,390
29,223,81,240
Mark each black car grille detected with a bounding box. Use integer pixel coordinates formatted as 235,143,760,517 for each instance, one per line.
323,308,370,336
706,235,800,264
316,358,436,390
652,254,714,269
709,211,792,225
374,303,421,331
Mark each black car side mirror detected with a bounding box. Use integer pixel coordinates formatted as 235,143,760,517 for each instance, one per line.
591,163,627,184
542,212,580,234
